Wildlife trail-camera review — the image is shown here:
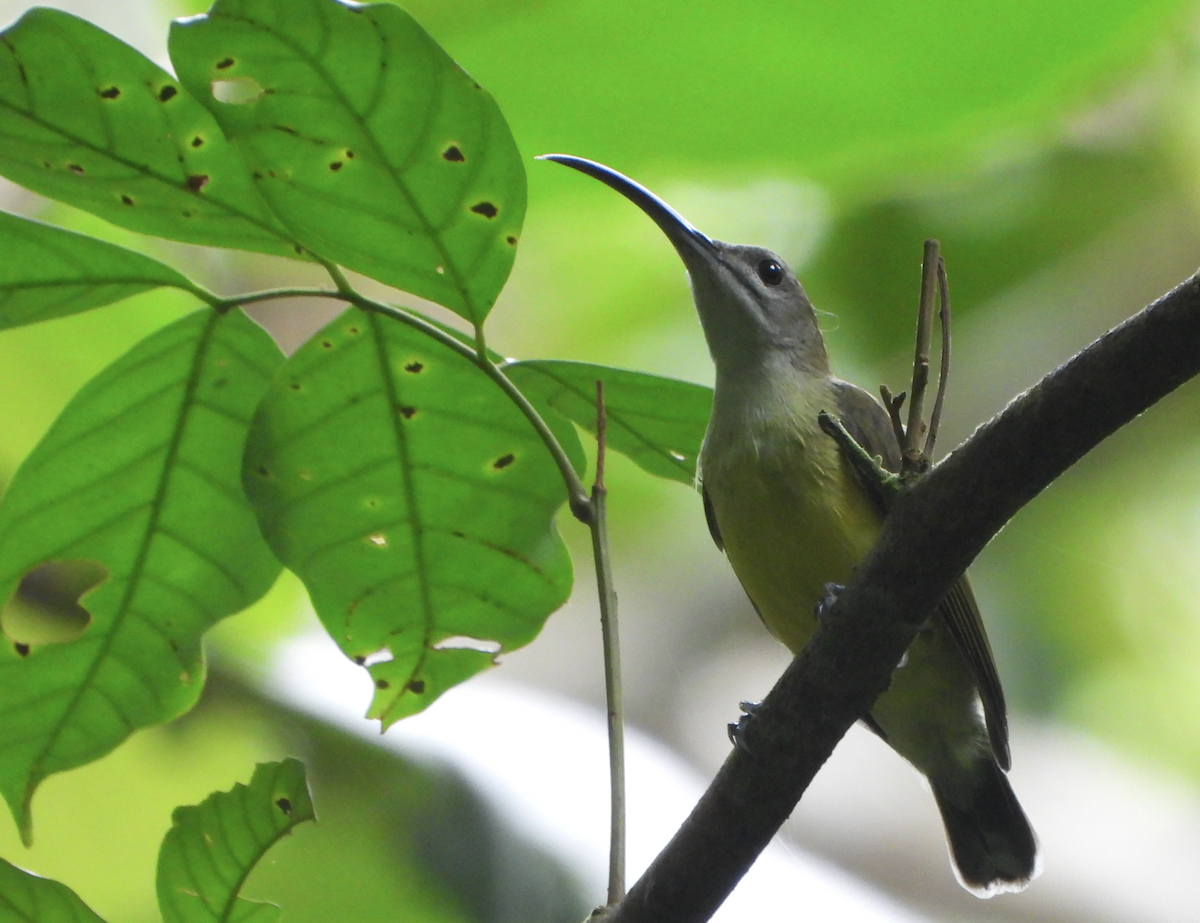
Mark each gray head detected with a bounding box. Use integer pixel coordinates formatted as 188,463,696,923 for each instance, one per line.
539,154,830,380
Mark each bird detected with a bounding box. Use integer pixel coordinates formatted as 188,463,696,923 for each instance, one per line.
540,153,1039,896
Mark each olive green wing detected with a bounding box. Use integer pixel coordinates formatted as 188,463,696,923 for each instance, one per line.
830,379,1010,768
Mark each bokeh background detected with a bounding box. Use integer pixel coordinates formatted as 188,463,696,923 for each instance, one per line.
3,0,1200,921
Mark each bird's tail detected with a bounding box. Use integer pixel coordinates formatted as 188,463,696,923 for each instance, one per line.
930,758,1040,897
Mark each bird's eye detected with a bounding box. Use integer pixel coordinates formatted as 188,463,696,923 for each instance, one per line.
757,259,784,286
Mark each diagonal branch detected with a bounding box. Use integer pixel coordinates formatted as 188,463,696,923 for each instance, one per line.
604,269,1200,923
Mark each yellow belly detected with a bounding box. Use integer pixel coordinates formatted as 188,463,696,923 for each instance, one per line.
701,435,882,654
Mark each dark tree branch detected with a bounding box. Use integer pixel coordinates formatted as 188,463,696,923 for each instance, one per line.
603,270,1200,923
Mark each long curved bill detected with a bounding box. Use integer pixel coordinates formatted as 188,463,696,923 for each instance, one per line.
536,154,714,262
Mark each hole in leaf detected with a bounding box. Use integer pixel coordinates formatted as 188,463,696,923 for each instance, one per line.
68,164,85,175
276,798,292,815
211,76,265,104
362,649,391,667
366,533,388,547
434,636,501,654
669,450,686,462
470,201,498,219
407,679,426,694
158,85,178,102
1,559,108,647
297,468,312,481
492,453,515,470
435,265,445,275
186,174,209,192
442,144,464,162
99,86,119,99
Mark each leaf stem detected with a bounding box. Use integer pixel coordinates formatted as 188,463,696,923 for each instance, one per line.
591,381,625,905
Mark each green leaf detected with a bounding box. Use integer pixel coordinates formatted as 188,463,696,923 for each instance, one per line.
0,9,300,258
503,360,712,485
0,210,201,330
244,310,572,727
170,0,526,323
0,857,108,923
157,759,314,923
0,309,284,844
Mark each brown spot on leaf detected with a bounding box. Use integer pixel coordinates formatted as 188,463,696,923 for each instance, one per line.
68,164,85,175
471,201,498,219
329,160,343,171
182,210,193,218
506,235,518,245
289,382,301,391
191,136,204,148
99,86,119,99
186,174,209,192
216,57,235,69
451,530,465,538
442,145,464,162
158,85,177,102
257,466,269,476
407,679,426,694
252,170,263,179
493,453,515,470
275,124,298,136
276,797,292,815
321,340,333,349
121,195,133,205
354,655,366,665
398,405,416,419
14,642,30,657
404,362,424,373
375,678,390,690
345,149,355,159
347,326,360,335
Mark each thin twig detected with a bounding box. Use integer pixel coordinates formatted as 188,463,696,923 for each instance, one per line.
925,256,953,459
904,239,940,460
879,385,907,449
590,380,626,905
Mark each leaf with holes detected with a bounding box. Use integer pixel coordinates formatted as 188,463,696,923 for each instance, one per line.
157,759,314,923
0,309,284,845
170,0,526,323
504,360,713,485
0,856,108,923
244,310,572,727
0,209,204,330
0,9,300,258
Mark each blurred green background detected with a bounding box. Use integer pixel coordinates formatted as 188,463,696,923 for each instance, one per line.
3,0,1200,920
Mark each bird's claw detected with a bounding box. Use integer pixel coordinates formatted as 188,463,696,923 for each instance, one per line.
728,700,762,752
815,582,845,624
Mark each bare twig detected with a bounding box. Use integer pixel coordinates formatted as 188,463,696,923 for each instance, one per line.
590,381,626,906
903,239,940,459
924,256,953,459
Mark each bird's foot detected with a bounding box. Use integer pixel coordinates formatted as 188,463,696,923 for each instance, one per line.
815,582,845,624
727,701,762,752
